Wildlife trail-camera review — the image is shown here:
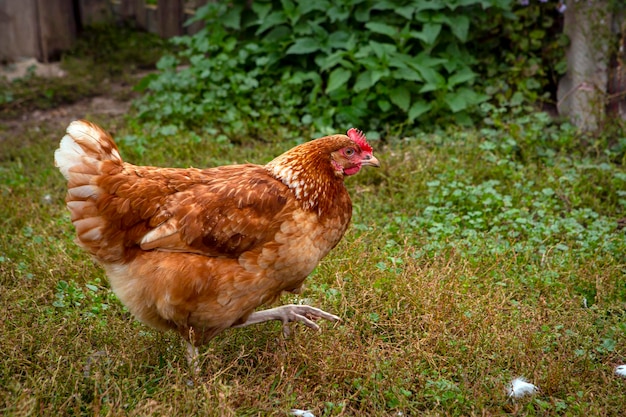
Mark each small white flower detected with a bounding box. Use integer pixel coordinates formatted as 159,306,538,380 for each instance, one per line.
290,409,315,417
508,377,539,398
615,365,626,377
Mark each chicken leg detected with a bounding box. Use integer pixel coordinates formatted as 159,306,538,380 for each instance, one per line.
185,305,339,374
185,340,200,375
233,304,341,337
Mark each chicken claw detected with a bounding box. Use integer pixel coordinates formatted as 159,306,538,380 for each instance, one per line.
234,304,340,335
185,340,200,376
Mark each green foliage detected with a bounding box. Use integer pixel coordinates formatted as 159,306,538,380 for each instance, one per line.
53,279,116,321
368,109,626,268
473,1,567,108
409,166,624,263
135,0,516,138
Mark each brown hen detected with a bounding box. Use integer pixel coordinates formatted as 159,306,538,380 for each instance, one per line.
54,120,379,370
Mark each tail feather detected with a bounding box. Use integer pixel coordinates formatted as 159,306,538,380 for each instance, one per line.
55,120,122,179
55,120,124,259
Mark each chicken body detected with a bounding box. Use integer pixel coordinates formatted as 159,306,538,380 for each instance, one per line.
55,121,379,364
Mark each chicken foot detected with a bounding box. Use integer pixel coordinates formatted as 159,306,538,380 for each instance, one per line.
233,304,340,337
182,305,339,374
185,340,200,376
184,327,202,376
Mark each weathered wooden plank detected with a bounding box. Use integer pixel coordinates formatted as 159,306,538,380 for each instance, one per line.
119,0,134,18
79,0,112,26
145,3,158,34
39,0,77,60
0,0,40,61
157,0,184,38
0,0,76,62
133,0,147,29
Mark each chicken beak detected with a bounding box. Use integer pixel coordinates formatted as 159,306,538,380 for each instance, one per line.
361,154,380,168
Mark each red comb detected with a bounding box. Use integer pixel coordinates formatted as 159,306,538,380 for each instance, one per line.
347,128,372,152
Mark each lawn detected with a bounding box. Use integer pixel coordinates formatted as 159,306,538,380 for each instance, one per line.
1,25,626,417
1,104,625,416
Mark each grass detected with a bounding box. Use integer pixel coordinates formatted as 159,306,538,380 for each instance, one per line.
1,113,625,416
1,24,626,417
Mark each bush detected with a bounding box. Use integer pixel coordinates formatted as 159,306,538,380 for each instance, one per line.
134,0,517,140
471,0,567,109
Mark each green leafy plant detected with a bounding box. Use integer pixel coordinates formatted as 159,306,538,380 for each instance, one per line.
53,278,115,320
135,0,515,139
472,1,568,109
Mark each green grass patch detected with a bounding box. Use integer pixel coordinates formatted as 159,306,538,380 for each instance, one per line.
1,109,625,416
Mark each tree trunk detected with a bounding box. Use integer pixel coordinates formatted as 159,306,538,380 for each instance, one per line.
557,0,612,132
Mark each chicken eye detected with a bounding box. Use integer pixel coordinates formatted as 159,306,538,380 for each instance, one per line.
344,148,355,156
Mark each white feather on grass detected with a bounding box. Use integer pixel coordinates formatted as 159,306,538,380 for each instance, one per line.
508,377,539,398
615,365,626,377
290,409,315,417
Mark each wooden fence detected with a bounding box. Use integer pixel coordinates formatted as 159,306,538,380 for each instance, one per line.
0,0,209,63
